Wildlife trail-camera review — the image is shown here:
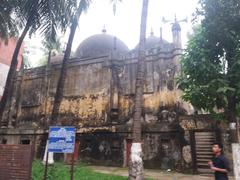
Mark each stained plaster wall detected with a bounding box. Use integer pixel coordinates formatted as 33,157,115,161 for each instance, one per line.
16,58,111,127
79,132,124,166
116,49,193,124
142,132,183,170
2,46,195,169
8,47,192,129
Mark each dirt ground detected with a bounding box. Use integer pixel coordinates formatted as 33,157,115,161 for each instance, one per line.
89,166,234,180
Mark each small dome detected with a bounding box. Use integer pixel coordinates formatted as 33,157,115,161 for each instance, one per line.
134,34,169,50
145,35,161,49
75,33,129,58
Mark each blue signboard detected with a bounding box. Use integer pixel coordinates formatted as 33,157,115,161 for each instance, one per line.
48,126,76,153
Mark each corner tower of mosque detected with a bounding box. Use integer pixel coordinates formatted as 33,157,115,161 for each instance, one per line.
0,22,229,173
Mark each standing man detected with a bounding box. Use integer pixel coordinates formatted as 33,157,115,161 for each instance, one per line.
208,142,230,180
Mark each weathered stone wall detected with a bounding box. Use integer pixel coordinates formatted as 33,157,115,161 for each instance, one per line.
77,130,184,169
16,58,112,127
79,132,124,166
179,115,217,131
142,132,183,170
179,115,233,172
114,50,193,124
7,48,192,129
1,46,197,169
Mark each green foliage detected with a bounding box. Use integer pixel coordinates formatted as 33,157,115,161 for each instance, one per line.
210,112,225,121
32,160,45,179
41,36,64,66
42,36,63,53
178,0,240,118
0,0,20,39
18,0,78,40
32,160,128,180
178,26,229,112
1,0,82,41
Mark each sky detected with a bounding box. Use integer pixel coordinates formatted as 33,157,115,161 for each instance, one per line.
26,0,199,65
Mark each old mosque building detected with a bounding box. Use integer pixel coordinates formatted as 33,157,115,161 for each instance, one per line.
0,18,233,173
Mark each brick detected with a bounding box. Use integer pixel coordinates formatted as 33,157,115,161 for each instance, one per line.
0,144,33,180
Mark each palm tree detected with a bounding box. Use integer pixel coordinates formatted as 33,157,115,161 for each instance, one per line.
42,36,63,66
129,0,149,179
0,1,37,126
42,37,62,125
51,0,91,123
0,0,79,125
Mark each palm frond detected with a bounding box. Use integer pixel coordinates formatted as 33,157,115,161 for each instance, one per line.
0,0,91,45
0,0,19,40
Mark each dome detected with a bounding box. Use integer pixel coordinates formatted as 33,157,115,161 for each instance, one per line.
145,35,161,49
134,33,169,51
75,33,129,58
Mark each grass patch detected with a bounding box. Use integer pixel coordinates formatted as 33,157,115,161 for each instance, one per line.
32,160,127,180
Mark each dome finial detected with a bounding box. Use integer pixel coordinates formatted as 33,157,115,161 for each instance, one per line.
102,25,106,34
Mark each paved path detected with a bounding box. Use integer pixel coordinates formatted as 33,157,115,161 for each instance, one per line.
89,166,234,180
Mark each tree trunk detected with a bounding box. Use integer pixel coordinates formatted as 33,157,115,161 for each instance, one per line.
0,24,30,126
0,0,38,126
51,3,83,124
128,0,148,179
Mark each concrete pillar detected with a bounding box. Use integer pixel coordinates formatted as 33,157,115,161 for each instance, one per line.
232,143,240,180
42,140,54,164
